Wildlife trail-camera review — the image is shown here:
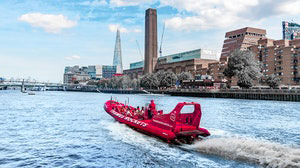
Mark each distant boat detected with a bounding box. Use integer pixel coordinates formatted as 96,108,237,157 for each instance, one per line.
28,92,35,95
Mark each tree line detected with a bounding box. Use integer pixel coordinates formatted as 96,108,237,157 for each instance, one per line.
97,71,193,89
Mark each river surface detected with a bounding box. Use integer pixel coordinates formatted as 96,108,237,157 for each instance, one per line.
0,90,299,168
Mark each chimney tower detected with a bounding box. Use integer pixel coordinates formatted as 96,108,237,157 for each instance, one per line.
144,8,158,74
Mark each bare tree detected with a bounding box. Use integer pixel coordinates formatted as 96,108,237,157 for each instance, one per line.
98,79,109,88
177,72,193,84
266,74,281,89
224,49,262,88
140,73,159,89
120,75,131,89
131,78,139,89
158,71,177,87
110,76,121,88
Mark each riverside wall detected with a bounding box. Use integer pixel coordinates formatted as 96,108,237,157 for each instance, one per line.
33,85,300,102
124,88,300,102
164,89,300,102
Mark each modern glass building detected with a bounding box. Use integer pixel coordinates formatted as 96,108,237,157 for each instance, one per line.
130,61,144,69
128,48,218,70
157,49,217,65
283,21,300,40
102,65,117,78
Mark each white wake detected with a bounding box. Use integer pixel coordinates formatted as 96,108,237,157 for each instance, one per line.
101,121,300,168
188,137,300,168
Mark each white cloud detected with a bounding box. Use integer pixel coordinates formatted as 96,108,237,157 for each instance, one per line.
18,13,77,33
132,28,142,33
80,0,107,6
65,55,81,60
108,24,141,33
109,0,156,7
161,0,300,31
276,0,300,15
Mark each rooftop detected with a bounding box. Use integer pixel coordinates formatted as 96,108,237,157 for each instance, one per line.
225,27,266,37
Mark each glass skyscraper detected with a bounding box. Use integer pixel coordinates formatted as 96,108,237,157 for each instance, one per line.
282,21,300,40
113,29,123,73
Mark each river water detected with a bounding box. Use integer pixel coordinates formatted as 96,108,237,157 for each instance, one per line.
0,90,299,168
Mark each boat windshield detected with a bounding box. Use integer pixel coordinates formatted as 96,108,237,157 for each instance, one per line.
180,105,195,114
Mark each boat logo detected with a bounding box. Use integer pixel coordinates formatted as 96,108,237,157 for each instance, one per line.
170,112,176,122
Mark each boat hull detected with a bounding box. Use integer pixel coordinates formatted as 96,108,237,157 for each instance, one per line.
104,100,210,143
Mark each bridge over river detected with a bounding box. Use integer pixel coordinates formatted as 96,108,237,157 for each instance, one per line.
0,80,64,91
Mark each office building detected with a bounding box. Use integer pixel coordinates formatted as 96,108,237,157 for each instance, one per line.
102,65,117,78
282,21,300,40
64,65,110,84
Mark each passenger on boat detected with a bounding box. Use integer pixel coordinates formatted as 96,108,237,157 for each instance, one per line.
121,106,126,114
148,100,156,118
134,106,140,116
141,107,145,115
126,107,132,117
149,100,156,112
132,106,139,119
139,107,145,119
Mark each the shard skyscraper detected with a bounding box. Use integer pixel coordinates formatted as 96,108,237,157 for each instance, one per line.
113,29,123,73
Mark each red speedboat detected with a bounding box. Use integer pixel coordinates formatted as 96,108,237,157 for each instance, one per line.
104,100,210,144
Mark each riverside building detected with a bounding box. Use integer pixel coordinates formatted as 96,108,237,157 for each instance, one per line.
203,27,266,83
123,48,218,79
211,26,300,86
125,8,300,86
249,38,300,85
63,65,117,84
123,8,218,80
220,27,266,62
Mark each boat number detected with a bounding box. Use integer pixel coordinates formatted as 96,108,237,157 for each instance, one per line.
170,112,176,122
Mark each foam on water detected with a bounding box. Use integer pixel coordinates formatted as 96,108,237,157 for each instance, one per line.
100,120,176,155
100,120,220,167
188,137,300,168
102,121,300,168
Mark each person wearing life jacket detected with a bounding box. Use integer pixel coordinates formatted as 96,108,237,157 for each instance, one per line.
149,100,156,111
148,100,156,119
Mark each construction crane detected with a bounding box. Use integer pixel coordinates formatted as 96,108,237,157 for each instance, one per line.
159,22,165,57
136,40,143,60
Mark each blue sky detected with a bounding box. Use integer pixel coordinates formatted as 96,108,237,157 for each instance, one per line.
0,0,299,82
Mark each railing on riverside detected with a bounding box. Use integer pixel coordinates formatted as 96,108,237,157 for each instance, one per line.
167,88,300,94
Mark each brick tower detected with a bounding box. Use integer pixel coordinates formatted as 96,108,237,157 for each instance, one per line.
144,8,158,74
